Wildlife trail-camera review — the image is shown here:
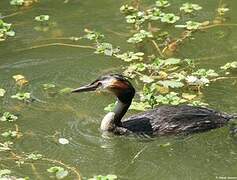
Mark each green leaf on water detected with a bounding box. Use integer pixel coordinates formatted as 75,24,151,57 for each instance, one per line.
1,130,18,138
192,69,218,77
175,21,202,30
180,3,202,13
0,112,18,122
84,29,105,41
88,174,117,180
140,75,154,83
104,102,116,112
156,92,186,105
26,153,43,160
0,141,13,152
56,170,69,179
127,30,153,44
182,93,196,100
35,15,50,22
5,30,15,37
59,88,73,94
156,0,170,8
189,100,208,107
158,80,184,88
160,13,180,24
0,19,15,41
159,142,171,147
161,58,181,66
220,61,237,70
0,169,11,177
217,7,229,16
130,101,151,111
47,167,64,173
10,0,24,6
43,83,56,90
120,4,137,15
95,42,120,56
47,166,68,179
11,92,31,101
58,138,69,145
115,52,144,62
0,88,6,97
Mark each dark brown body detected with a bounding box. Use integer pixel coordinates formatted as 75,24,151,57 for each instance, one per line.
72,74,237,136
114,105,235,136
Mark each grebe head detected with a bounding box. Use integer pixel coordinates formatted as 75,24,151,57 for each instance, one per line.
71,74,135,104
72,74,135,131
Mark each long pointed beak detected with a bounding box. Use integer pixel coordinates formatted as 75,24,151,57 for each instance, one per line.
71,83,99,93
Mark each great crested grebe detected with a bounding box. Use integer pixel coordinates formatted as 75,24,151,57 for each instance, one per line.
72,74,237,136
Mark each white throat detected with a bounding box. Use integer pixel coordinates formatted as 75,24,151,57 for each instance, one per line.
100,100,130,132
100,112,115,131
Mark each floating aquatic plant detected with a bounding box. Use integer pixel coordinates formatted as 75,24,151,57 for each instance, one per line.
0,88,6,97
1,130,18,138
0,168,28,179
160,13,180,24
217,7,229,16
115,52,144,62
88,174,117,180
26,153,43,160
13,75,29,87
0,19,15,41
34,15,50,22
127,30,153,44
0,112,18,122
180,3,202,13
175,21,202,30
43,83,56,90
10,0,24,6
0,141,13,152
47,166,69,179
156,0,170,8
11,92,31,102
58,138,69,145
220,61,237,70
95,42,120,56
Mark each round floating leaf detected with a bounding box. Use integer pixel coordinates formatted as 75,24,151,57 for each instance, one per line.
35,15,50,22
58,138,69,145
0,112,18,122
0,88,6,97
11,92,31,101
